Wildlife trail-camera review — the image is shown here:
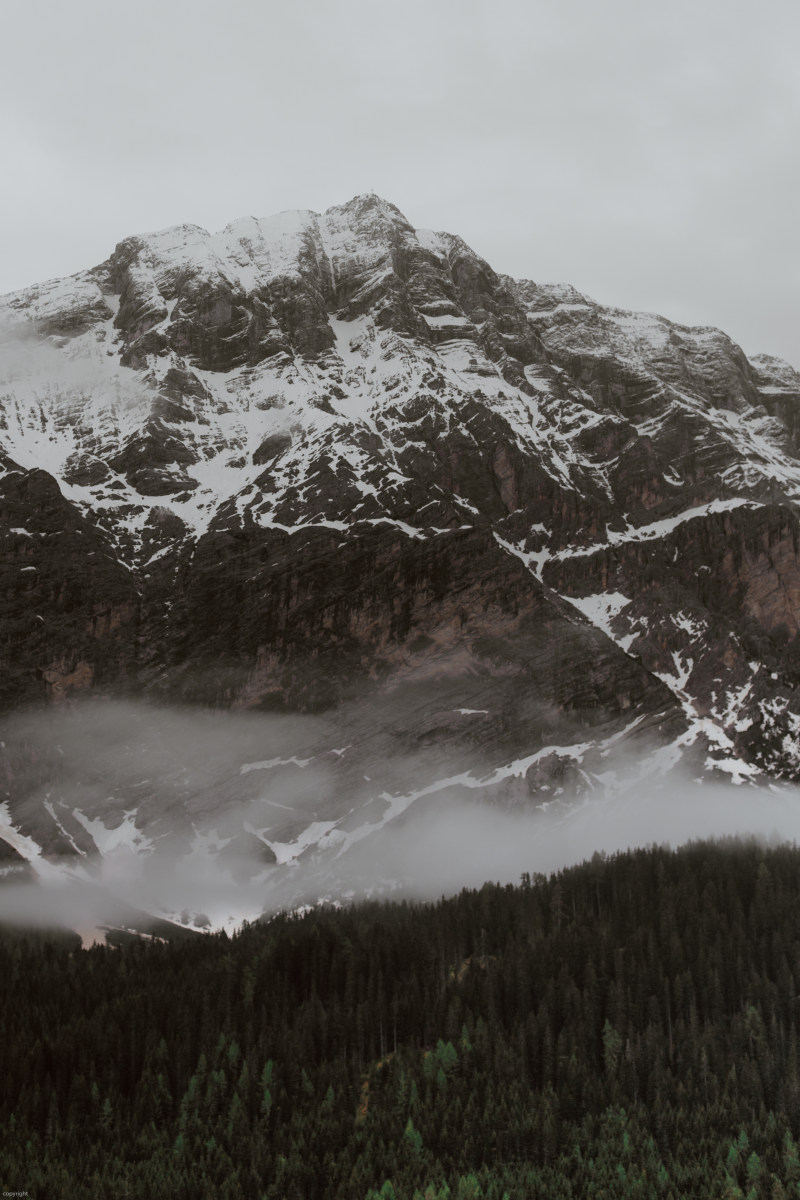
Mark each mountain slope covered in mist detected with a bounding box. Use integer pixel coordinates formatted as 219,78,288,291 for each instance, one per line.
2,192,800,916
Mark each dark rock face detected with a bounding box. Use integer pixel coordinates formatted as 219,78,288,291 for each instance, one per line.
0,468,140,710
253,432,292,466
143,522,673,730
3,190,800,883
545,505,800,638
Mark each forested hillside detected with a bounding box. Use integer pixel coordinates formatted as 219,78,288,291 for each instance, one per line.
3,839,800,1198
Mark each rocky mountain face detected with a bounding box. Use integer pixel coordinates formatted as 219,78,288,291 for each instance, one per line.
2,192,800,925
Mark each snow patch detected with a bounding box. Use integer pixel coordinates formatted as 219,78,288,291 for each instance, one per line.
72,809,154,856
567,592,630,638
240,756,313,775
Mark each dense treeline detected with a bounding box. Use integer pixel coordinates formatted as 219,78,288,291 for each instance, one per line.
3,839,800,1197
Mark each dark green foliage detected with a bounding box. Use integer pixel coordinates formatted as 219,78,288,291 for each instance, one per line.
4,839,800,1197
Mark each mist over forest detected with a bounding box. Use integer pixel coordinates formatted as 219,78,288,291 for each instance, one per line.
3,698,800,939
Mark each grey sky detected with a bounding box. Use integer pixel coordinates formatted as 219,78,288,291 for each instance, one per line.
2,0,798,366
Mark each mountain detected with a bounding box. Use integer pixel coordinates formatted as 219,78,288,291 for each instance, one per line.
2,192,800,927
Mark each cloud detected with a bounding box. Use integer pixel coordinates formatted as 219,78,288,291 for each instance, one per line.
0,325,148,412
2,699,800,940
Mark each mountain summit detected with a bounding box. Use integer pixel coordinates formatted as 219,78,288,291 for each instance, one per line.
3,194,800,916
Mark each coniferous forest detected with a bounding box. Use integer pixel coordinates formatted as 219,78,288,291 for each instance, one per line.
4,840,800,1198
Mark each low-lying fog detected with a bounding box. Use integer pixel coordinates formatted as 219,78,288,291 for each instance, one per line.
2,700,799,940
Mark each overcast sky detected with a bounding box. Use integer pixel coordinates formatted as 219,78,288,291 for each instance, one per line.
2,0,798,366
